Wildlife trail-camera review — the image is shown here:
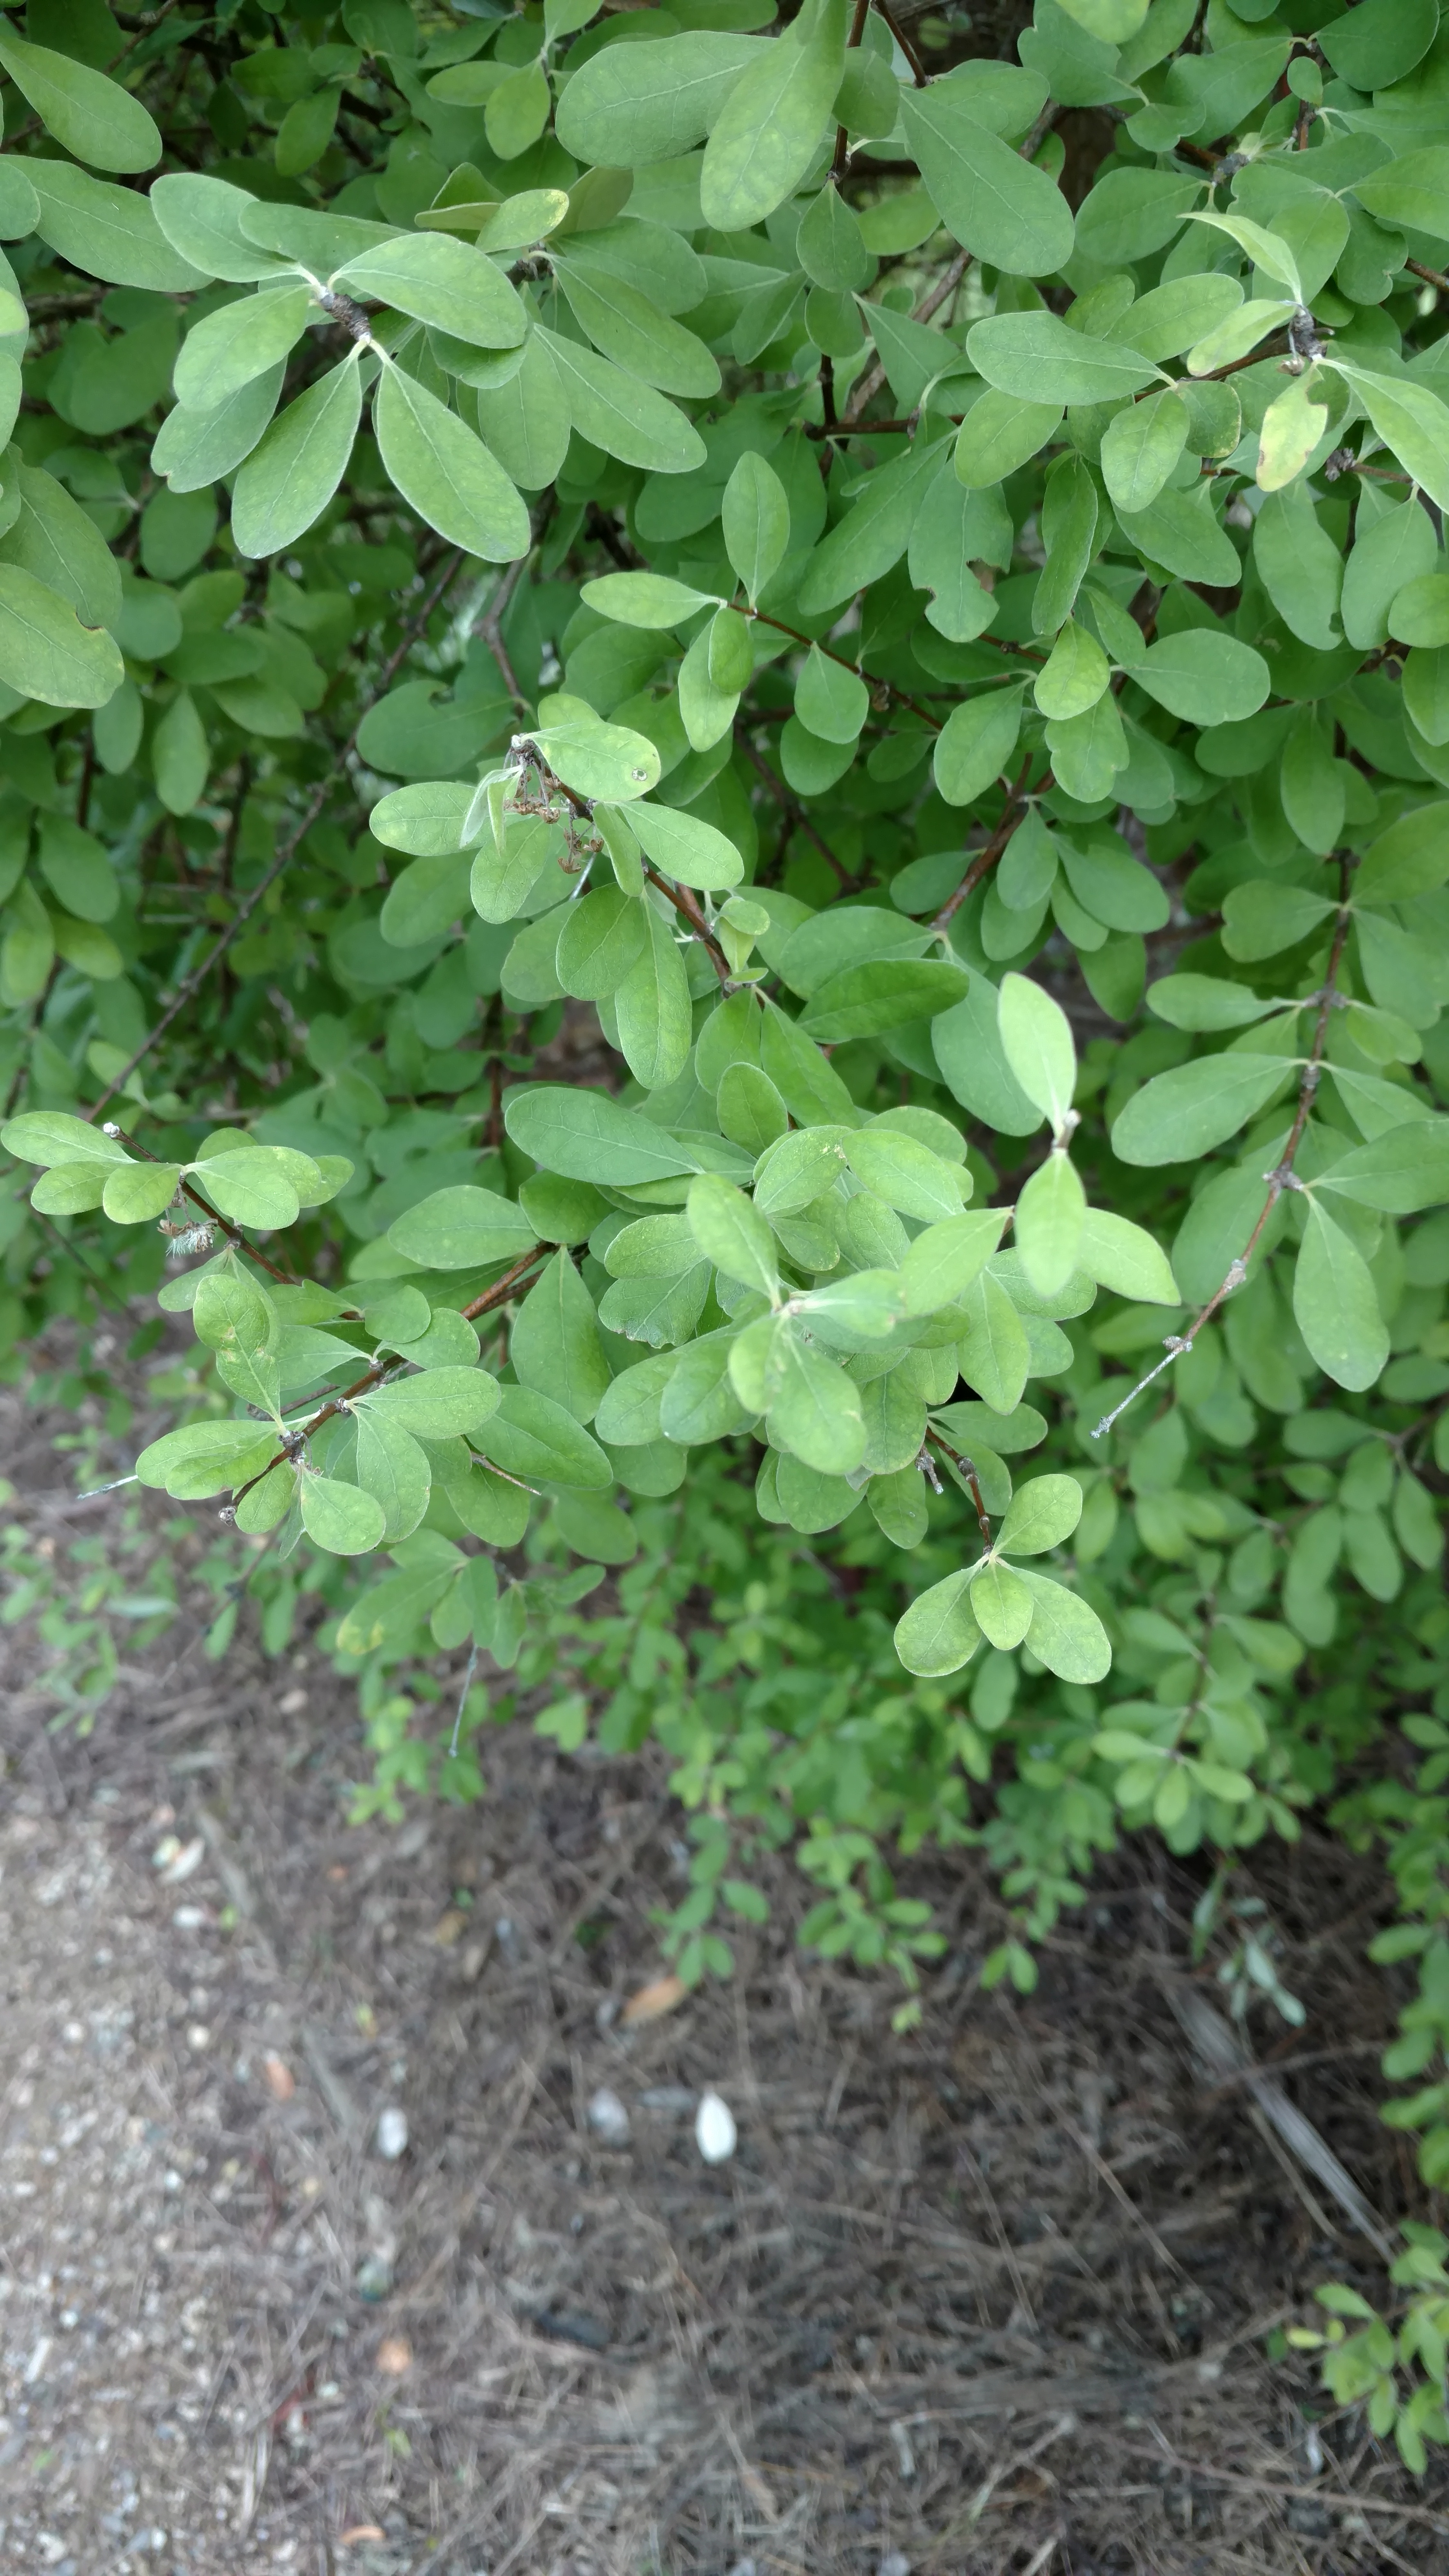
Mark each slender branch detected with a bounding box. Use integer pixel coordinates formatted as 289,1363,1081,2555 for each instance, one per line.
228,1243,550,1514
477,551,528,703
930,757,1037,933
843,246,972,428
1092,874,1356,1441
1408,257,1449,296
928,1429,993,1545
86,548,469,1123
832,0,872,177
872,0,928,86
735,730,858,889
640,860,733,987
100,1121,301,1285
744,603,940,729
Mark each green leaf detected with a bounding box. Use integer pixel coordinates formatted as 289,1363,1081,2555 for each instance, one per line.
1019,1568,1111,1682
556,252,719,398
767,1331,865,1474
894,1569,982,1677
374,362,530,563
537,327,707,474
2,1109,129,1167
504,1084,698,1183
957,1267,1030,1415
1119,630,1270,724
687,1172,779,1299
699,0,846,232
580,571,715,629
1330,363,1449,515
151,688,208,816
1253,486,1343,652
968,310,1156,406
1222,879,1337,962
151,365,285,494
1315,1122,1449,1216
335,233,526,349
795,644,868,746
370,781,476,857
0,564,123,709
1014,1150,1085,1298
481,1384,613,1488
509,1250,611,1423
799,959,970,1042
1146,975,1282,1033
0,25,161,173
796,435,943,616
101,1160,182,1222
174,285,312,413
1033,618,1110,720
954,390,1062,488
555,885,648,997
997,971,1076,1134
843,1127,965,1223
933,685,1023,806
628,799,743,889
383,1181,535,1276
722,450,790,605
353,1413,431,1544
532,712,660,803
1112,1052,1294,1164
149,173,294,284
902,87,1074,278
1358,800,1449,904
616,902,693,1091
30,161,206,291
1293,1200,1390,1393
135,1420,278,1500
299,1474,387,1556
967,1558,1031,1649
899,1209,1006,1314
1077,1207,1179,1303
998,1473,1082,1555
1354,143,1449,242
555,32,765,167
230,357,362,558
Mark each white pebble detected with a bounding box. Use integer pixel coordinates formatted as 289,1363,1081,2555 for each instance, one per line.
375,2106,408,2160
695,2088,737,2164
586,2086,631,2145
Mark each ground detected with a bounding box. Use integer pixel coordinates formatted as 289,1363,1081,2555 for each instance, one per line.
1,1359,1446,2576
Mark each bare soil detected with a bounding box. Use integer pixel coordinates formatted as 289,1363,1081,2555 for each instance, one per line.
1,1364,1447,2576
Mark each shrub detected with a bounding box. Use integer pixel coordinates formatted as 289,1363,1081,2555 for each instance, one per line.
0,0,1447,2179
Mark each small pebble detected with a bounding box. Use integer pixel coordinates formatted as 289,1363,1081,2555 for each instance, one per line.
696,2088,737,2164
586,2086,631,2146
172,1905,205,1930
375,2106,408,2160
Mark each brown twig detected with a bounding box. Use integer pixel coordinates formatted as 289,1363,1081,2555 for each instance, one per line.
1092,870,1356,1440
843,246,973,428
478,553,530,703
927,1429,993,1545
872,0,928,86
640,861,733,987
228,1244,550,1514
734,731,858,889
930,756,1037,933
1408,256,1449,296
744,604,940,729
87,548,470,1122
100,1121,301,1286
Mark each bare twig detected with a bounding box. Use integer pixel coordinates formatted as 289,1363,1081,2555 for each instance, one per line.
930,755,1036,932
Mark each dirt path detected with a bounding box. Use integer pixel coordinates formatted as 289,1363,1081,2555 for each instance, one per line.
2,1367,1447,2574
